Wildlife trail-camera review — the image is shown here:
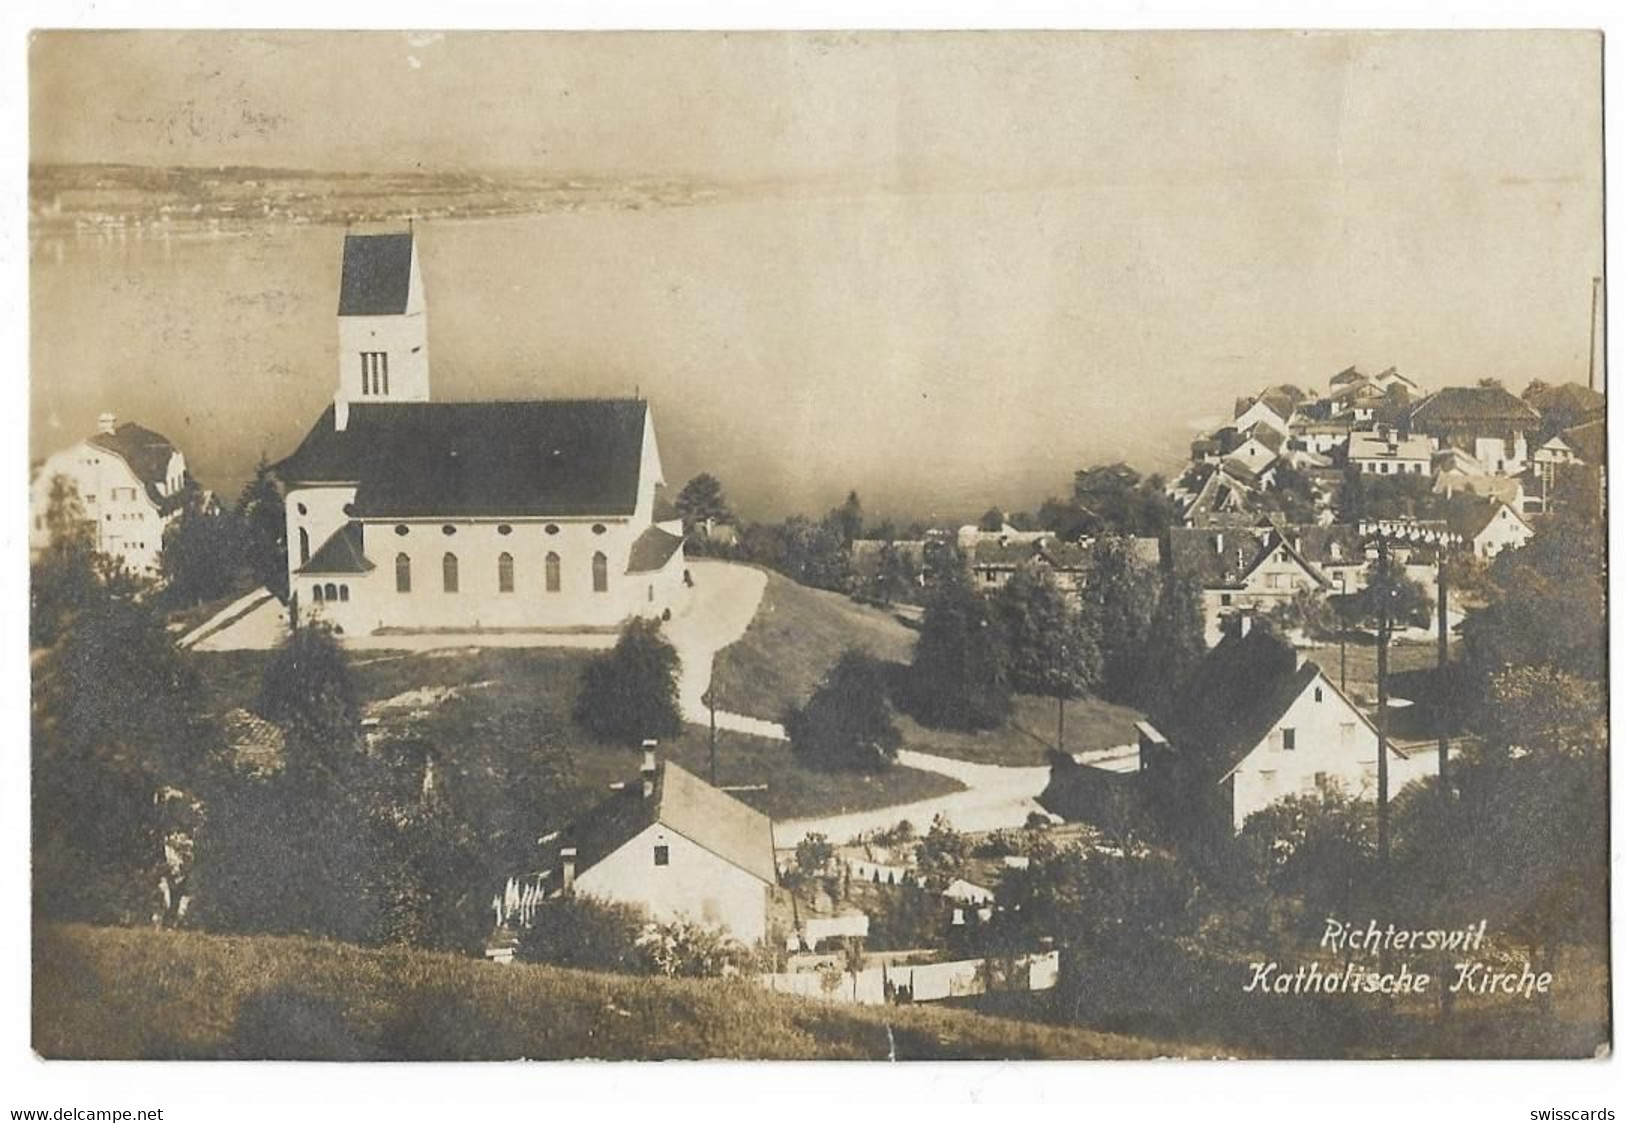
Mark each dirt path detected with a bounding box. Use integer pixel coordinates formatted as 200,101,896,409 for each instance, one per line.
773,749,1055,847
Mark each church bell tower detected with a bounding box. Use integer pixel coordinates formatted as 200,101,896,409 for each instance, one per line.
334,229,430,429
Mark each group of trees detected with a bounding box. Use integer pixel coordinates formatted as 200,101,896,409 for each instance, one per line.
907,536,1205,736
783,534,1207,765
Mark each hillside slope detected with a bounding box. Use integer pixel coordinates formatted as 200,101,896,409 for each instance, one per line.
710,570,918,721
34,925,1176,1061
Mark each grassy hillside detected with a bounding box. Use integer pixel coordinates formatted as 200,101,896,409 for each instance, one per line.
34,924,1177,1061
708,570,1144,767
710,569,918,720
190,645,958,823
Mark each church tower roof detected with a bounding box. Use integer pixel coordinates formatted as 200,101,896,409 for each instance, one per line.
338,232,417,316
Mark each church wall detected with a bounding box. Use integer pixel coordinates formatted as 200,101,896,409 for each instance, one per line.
345,516,682,633
285,484,359,578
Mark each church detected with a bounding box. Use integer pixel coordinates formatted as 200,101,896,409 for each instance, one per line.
274,231,687,636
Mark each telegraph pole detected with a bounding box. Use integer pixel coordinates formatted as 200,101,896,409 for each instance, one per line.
1589,275,1602,392
1436,553,1450,799
1375,536,1392,874
703,689,718,786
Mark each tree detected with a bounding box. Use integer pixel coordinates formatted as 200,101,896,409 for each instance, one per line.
1082,534,1162,704
873,539,919,606
831,490,865,546
1237,785,1376,926
1142,573,1207,721
258,622,362,779
33,586,218,924
794,833,836,878
162,492,242,608
1036,496,1098,541
908,565,1010,731
978,507,1006,532
785,648,901,772
779,515,851,592
1258,461,1320,524
237,455,289,601
1347,551,1432,633
674,472,733,537
574,617,683,745
1460,514,1605,691
31,475,102,648
1073,463,1176,536
993,565,1099,750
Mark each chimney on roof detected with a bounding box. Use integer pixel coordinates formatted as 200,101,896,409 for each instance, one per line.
97,412,116,436
560,847,577,894
1238,612,1253,637
641,740,658,799
334,395,350,433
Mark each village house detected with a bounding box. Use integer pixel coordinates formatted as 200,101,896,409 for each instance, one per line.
1142,623,1435,834
29,412,192,576
532,752,779,945
1165,524,1363,645
1446,497,1534,559
1288,417,1351,457
273,231,687,635
1408,385,1542,477
1346,428,1434,477
1231,393,1293,438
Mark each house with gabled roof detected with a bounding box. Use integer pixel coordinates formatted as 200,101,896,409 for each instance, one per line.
273,231,687,635
1347,428,1435,477
1447,496,1533,558
1167,524,1344,644
532,751,779,944
1409,385,1542,477
1141,623,1434,834
1232,394,1292,438
29,412,192,576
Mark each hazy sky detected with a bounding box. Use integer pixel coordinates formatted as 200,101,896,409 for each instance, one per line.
30,31,1604,520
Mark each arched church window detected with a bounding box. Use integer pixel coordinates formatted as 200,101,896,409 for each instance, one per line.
396,553,411,593
443,552,459,593
299,527,310,565
498,552,515,593
339,585,349,602
592,551,608,593
545,551,561,593
312,584,325,603
323,583,338,601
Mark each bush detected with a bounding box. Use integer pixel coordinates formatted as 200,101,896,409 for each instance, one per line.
784,648,900,772
574,617,683,745
516,896,651,973
636,917,751,978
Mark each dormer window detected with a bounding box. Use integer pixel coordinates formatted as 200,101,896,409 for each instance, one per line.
361,351,389,395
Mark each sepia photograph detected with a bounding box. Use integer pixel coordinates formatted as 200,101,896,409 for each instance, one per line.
21,20,1610,1084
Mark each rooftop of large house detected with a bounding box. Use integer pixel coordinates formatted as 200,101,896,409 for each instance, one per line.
274,399,650,518
1409,386,1541,429
1348,429,1433,461
1155,625,1383,781
539,758,778,892
87,420,184,509
1561,419,1606,465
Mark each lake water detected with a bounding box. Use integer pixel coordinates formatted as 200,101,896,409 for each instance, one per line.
31,180,1595,520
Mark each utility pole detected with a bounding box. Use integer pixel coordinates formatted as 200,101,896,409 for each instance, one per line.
1436,553,1450,799
1589,275,1602,392
1375,536,1392,874
703,689,718,786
